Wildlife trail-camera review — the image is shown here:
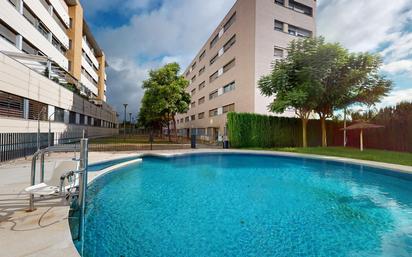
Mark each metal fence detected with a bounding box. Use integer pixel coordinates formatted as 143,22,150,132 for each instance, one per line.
0,132,86,162
0,133,49,162
0,132,202,162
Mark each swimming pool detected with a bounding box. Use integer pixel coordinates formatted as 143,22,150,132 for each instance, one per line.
79,153,412,257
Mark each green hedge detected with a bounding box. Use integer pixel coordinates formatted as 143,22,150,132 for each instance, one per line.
227,112,338,148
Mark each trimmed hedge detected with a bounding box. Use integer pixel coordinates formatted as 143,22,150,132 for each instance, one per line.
227,112,338,148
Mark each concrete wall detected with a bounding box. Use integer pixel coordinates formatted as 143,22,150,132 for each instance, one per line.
176,0,257,136
253,0,316,116
0,51,117,134
0,0,68,69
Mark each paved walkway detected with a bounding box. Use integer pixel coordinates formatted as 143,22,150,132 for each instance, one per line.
0,149,411,257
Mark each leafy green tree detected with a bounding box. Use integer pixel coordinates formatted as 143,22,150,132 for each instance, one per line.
259,36,392,147
259,37,336,147
315,51,392,146
138,63,190,141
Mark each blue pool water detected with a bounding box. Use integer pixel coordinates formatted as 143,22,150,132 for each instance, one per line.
81,154,412,257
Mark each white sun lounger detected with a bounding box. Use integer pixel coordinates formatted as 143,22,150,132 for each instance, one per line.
25,160,79,196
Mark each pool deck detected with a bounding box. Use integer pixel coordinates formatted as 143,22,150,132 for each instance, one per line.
0,149,411,257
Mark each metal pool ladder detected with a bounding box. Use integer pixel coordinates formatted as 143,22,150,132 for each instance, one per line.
27,139,89,243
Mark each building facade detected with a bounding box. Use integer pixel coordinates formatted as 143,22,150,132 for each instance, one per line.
176,0,316,142
0,0,117,138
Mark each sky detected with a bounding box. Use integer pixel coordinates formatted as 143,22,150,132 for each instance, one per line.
81,0,412,118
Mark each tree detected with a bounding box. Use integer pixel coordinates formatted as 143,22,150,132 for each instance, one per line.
258,37,336,147
315,51,392,146
138,63,190,141
259,36,392,147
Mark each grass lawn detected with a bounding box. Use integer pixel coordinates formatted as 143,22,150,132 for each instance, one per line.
249,147,412,166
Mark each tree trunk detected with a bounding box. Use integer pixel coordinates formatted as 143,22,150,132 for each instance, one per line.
172,115,178,142
302,118,308,148
320,115,327,147
167,119,171,142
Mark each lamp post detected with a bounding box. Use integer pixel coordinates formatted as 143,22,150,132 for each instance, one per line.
37,107,47,151
123,104,128,140
129,112,132,135
48,111,56,148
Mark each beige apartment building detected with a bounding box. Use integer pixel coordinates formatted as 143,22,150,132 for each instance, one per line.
176,0,316,142
0,0,117,140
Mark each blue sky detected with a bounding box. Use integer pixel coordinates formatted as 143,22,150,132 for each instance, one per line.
81,0,412,116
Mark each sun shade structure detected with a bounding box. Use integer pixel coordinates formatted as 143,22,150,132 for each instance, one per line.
340,122,384,151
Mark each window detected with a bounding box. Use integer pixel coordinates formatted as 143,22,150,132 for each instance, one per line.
0,21,17,45
288,25,312,37
52,36,66,54
275,20,284,32
185,116,190,122
198,97,205,105
199,66,206,76
40,0,50,11
0,91,24,118
210,34,219,49
52,10,67,32
209,90,218,100
22,39,38,55
23,4,37,26
191,115,196,121
79,114,85,125
185,71,190,77
8,0,17,7
191,62,197,70
198,112,205,119
69,111,76,124
224,12,236,32
191,102,196,108
289,0,313,16
191,88,196,96
275,0,285,6
210,53,219,65
28,100,47,121
198,81,206,90
223,81,235,93
37,22,50,40
54,107,65,122
274,47,283,58
223,34,236,52
223,103,235,113
209,108,218,117
191,75,196,84
223,58,235,73
199,50,206,61
209,71,218,83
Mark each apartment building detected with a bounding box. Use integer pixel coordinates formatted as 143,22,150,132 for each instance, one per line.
0,0,117,138
176,0,316,141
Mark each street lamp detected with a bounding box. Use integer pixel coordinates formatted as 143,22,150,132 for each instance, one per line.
123,103,128,140
37,106,47,151
129,112,132,135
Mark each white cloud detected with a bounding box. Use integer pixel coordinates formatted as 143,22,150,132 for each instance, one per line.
92,0,236,116
317,0,411,52
382,60,412,74
378,88,412,108
92,0,411,115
